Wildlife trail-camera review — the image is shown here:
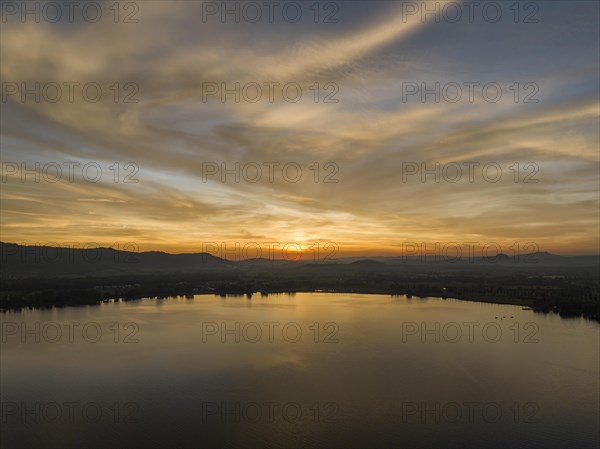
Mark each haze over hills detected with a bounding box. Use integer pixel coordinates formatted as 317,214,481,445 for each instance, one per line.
2,242,599,279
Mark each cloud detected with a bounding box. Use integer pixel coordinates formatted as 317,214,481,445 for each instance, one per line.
1,1,598,254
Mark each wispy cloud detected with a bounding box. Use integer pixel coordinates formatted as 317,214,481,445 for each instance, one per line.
1,1,598,254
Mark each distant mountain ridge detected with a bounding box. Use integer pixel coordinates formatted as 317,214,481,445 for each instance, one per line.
1,242,598,279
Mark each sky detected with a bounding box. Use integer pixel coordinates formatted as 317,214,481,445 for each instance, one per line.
0,0,599,258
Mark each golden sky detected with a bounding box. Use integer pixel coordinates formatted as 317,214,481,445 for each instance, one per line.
1,1,599,257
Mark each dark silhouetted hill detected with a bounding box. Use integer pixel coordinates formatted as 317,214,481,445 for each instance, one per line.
0,242,231,278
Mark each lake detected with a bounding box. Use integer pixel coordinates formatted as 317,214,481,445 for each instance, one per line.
1,293,598,448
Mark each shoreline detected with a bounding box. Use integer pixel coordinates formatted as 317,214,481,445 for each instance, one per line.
0,280,600,322
0,288,556,315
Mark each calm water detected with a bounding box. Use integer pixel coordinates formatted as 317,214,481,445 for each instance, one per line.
1,293,598,449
